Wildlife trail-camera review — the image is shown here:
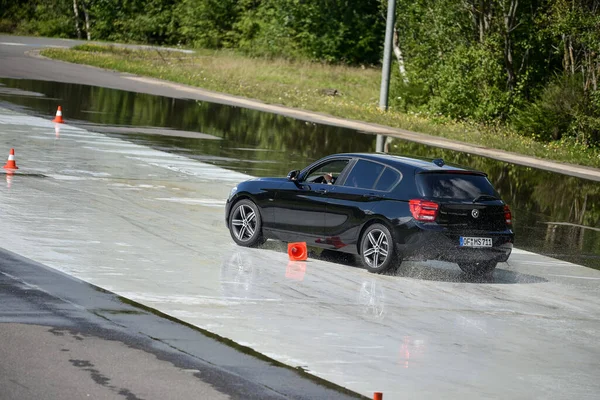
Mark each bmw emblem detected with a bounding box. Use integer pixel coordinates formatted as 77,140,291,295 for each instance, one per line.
471,209,480,218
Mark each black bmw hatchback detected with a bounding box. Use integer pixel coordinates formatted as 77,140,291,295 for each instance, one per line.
225,153,514,275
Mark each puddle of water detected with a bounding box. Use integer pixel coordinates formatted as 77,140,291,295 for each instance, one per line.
0,77,598,270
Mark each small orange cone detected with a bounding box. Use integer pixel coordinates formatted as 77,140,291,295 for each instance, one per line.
288,242,307,261
3,148,18,170
373,393,383,400
52,106,64,123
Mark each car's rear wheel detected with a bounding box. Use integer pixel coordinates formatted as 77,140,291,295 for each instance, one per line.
228,199,265,247
458,260,497,276
360,223,398,274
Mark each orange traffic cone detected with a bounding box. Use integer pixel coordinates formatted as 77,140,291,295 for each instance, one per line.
3,148,18,170
288,242,307,261
52,106,64,123
373,393,383,400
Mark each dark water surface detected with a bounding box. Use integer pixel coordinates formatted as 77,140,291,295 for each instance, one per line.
1,78,598,270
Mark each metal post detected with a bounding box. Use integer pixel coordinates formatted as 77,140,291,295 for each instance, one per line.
376,134,385,153
379,0,396,111
377,0,396,153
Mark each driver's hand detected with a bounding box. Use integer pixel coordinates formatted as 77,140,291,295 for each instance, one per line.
324,173,333,184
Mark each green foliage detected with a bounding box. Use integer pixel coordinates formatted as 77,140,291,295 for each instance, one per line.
173,0,241,48
427,45,510,121
234,1,303,60
0,0,74,37
235,0,385,64
90,0,176,44
513,76,600,145
0,19,17,33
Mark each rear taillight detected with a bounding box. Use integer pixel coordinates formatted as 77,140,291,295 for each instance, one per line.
409,199,439,222
503,205,512,225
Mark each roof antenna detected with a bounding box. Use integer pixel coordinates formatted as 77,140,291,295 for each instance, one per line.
433,158,445,167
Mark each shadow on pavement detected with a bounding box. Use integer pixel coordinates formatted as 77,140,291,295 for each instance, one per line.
256,241,548,285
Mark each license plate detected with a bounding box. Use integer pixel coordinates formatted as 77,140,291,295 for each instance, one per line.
460,237,492,247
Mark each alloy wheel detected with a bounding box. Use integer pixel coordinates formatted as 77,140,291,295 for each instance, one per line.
363,229,389,269
231,204,257,242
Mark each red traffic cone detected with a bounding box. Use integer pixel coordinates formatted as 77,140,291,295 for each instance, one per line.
288,242,307,261
52,106,64,123
3,148,18,170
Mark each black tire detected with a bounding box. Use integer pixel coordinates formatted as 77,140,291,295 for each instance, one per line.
359,223,398,274
458,260,497,276
228,199,265,247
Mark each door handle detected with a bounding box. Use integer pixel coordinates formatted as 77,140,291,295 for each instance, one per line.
316,188,328,194
362,192,378,199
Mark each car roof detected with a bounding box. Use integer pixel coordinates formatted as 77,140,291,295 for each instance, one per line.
330,153,485,175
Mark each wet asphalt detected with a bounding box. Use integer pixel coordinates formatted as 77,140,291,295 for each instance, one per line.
0,247,364,399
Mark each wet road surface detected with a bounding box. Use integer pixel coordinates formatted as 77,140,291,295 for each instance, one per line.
0,108,598,399
0,247,363,400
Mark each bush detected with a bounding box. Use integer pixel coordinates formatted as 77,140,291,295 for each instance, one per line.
512,76,599,146
389,79,430,113
0,18,16,33
16,15,74,38
426,45,510,122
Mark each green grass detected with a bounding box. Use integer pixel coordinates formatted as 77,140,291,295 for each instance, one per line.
41,44,600,169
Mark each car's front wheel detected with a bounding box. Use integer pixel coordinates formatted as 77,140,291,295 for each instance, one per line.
458,260,497,276
228,199,265,247
360,223,398,274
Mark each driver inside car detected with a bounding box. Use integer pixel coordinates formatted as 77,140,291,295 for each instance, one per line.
312,172,335,184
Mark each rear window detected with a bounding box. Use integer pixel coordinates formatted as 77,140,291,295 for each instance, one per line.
416,173,499,200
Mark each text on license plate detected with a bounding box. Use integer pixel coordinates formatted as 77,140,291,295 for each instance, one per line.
460,237,492,247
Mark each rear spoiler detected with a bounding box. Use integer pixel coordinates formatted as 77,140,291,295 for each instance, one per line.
417,170,488,177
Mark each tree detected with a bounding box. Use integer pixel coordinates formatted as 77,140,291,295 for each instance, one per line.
236,0,385,64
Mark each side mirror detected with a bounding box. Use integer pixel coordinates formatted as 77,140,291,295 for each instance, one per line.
287,169,300,181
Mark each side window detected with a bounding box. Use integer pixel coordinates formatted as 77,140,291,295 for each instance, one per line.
305,159,350,185
374,167,401,191
343,160,385,189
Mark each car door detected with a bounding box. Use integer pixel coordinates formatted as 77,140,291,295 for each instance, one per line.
322,160,401,250
270,158,352,243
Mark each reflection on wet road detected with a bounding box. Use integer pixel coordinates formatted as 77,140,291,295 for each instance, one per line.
1,77,597,269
